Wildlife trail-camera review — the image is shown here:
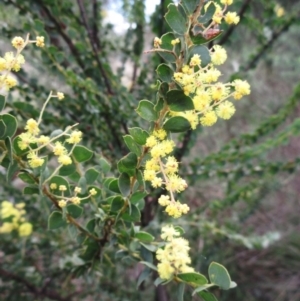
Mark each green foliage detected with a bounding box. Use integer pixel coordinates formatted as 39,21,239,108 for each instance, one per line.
0,0,300,300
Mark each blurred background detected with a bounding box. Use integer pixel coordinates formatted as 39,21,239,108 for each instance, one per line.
0,0,300,300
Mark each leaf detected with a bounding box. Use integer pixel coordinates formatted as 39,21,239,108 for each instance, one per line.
6,161,19,182
80,240,99,261
154,277,167,287
157,64,174,82
165,4,187,35
181,0,199,14
67,204,83,218
23,186,39,195
13,137,28,156
136,170,145,190
0,120,6,139
136,100,157,122
59,163,76,176
166,90,194,112
177,272,208,286
50,129,64,139
111,196,125,212
188,45,211,67
99,157,111,173
163,116,191,132
49,176,71,196
137,267,151,288
177,283,185,301
78,176,87,193
135,231,155,243
5,137,13,162
158,82,169,98
198,2,216,24
1,114,18,138
0,94,5,111
72,145,93,163
193,284,214,295
18,172,36,184
86,218,96,233
230,281,237,288
174,226,185,236
123,135,142,155
139,242,157,252
68,224,77,239
118,173,131,197
128,127,149,145
159,32,177,63
208,262,232,290
197,291,218,301
121,204,141,222
48,211,67,230
117,152,137,176
85,168,99,185
130,191,147,204
140,261,158,271
108,178,121,193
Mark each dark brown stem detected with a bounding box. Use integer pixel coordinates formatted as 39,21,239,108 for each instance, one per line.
36,0,85,71
0,268,72,301
76,0,113,95
242,16,297,72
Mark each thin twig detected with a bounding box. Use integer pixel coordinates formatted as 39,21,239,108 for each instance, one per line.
36,0,85,71
242,16,297,72
76,0,113,95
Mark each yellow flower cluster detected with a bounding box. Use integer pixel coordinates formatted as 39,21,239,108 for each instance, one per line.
173,47,250,128
156,225,194,280
18,116,82,169
144,129,189,218
206,0,240,25
0,35,45,91
50,184,97,208
0,201,32,237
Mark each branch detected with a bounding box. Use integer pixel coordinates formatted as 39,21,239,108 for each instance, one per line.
35,0,85,71
92,0,101,50
0,268,72,301
219,0,253,45
242,16,297,72
76,0,113,95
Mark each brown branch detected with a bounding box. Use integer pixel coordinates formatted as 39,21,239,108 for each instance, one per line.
242,16,297,72
35,0,85,71
219,0,253,45
92,0,101,50
76,0,113,95
0,268,72,301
